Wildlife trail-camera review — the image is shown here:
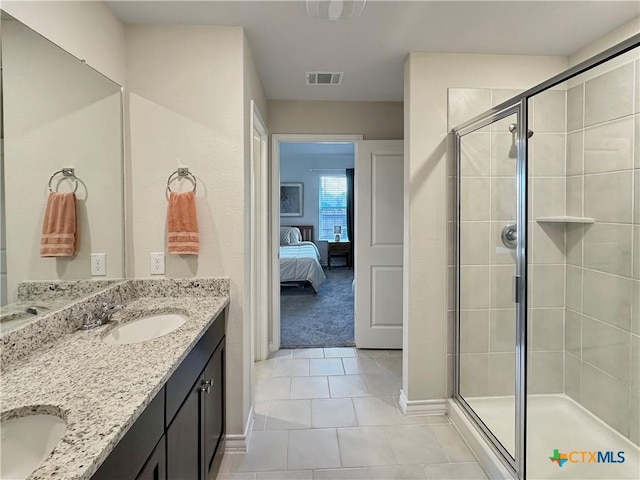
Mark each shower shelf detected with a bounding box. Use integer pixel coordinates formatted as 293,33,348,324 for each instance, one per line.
535,216,595,224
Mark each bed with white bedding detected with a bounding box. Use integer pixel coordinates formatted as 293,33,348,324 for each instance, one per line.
280,226,326,293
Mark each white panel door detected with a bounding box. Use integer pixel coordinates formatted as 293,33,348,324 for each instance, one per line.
355,140,404,348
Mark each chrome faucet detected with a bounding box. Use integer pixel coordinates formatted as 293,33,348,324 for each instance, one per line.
81,300,124,330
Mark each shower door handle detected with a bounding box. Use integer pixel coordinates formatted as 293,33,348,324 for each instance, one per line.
514,275,521,304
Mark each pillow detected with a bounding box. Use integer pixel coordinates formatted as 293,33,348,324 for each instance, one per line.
280,227,292,246
290,227,302,244
280,226,303,245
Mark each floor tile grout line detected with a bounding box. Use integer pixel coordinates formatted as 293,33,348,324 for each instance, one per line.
334,425,345,469
427,423,456,464
380,423,403,467
263,401,272,431
351,396,364,427
284,429,290,472
421,463,430,479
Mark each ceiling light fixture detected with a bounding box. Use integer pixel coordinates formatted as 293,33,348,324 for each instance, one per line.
306,0,366,20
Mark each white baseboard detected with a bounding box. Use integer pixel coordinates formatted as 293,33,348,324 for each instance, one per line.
398,390,447,416
225,406,254,453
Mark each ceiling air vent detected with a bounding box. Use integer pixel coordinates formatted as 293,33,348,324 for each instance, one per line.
306,72,344,86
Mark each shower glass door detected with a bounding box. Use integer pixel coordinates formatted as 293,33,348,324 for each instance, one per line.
455,103,527,476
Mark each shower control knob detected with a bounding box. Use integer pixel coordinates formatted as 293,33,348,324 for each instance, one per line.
501,223,518,249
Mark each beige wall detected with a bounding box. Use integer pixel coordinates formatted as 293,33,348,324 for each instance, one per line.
2,0,126,86
403,52,568,405
268,100,403,139
126,24,265,438
3,16,124,303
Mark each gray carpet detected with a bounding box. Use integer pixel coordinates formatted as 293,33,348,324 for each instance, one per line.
280,268,354,348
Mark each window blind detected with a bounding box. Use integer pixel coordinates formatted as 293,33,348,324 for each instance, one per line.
319,175,349,241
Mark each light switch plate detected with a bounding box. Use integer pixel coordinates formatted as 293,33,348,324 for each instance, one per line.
91,253,106,276
150,252,165,275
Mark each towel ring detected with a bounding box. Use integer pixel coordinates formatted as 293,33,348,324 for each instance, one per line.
167,168,197,193
48,168,79,193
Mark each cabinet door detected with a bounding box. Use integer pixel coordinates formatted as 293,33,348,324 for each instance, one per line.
136,436,166,480
167,374,203,480
92,388,165,480
203,342,225,473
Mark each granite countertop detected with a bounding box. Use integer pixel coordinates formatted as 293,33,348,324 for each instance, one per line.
0,294,229,480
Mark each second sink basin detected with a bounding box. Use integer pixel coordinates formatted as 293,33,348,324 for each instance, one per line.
103,314,186,345
0,412,67,479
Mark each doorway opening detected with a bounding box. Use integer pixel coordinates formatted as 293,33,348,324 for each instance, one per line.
277,140,357,349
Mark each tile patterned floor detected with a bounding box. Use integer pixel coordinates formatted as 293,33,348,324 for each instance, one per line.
217,348,487,480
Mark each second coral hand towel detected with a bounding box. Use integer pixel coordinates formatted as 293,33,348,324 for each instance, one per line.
167,190,199,255
40,192,78,257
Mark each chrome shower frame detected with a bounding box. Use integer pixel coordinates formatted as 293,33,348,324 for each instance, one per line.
452,102,527,478
451,32,640,480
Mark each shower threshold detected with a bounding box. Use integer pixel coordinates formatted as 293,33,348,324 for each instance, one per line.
450,394,639,479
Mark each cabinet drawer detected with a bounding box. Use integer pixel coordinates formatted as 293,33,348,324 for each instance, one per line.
92,387,165,480
166,310,225,426
330,243,350,253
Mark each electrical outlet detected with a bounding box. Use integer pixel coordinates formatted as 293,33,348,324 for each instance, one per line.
150,252,165,275
91,253,106,276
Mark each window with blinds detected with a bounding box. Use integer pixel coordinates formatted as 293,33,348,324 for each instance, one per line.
318,175,349,241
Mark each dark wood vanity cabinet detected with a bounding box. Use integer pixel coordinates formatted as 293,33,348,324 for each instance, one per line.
92,309,226,480
167,377,202,479
91,389,165,480
137,435,167,480
204,345,225,471
167,342,225,479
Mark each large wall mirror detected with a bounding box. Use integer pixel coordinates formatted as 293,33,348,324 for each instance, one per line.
0,11,125,326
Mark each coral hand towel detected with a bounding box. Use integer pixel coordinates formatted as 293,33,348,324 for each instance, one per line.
40,192,78,257
167,190,199,255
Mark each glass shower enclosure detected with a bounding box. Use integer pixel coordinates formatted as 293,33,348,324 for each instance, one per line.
452,34,640,480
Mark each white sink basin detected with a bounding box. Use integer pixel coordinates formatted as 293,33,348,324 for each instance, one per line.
103,314,186,345
0,414,67,479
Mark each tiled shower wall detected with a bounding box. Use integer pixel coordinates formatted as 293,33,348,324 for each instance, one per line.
449,87,567,399
563,56,640,445
449,51,640,446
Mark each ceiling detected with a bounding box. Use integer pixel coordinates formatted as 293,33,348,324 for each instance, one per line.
107,1,640,102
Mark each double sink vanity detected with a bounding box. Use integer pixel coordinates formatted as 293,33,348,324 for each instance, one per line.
1,278,229,479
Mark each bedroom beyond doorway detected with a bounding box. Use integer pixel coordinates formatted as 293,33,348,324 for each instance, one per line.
278,141,356,349
281,268,354,348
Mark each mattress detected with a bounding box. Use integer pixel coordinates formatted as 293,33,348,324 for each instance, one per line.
280,241,326,292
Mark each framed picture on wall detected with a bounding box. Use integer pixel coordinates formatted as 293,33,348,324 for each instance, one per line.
280,183,304,217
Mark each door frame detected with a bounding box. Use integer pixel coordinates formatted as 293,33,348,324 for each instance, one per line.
250,101,269,362
269,133,363,352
